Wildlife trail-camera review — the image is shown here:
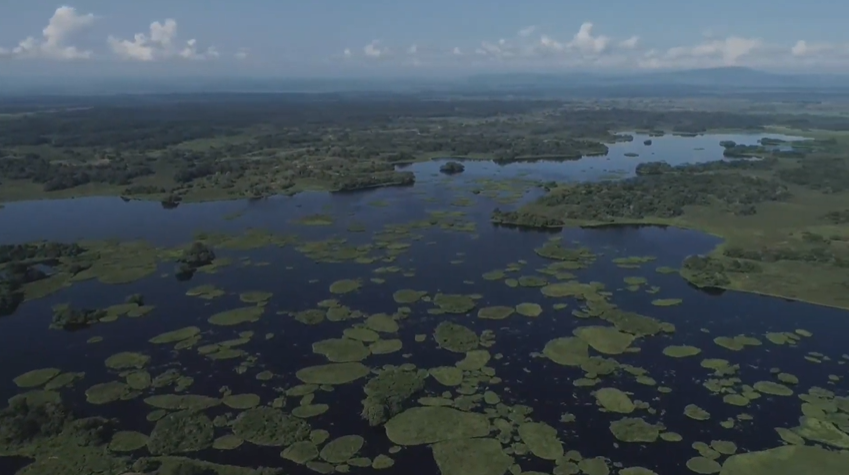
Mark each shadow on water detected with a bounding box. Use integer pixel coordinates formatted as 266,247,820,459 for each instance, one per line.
0,131,845,474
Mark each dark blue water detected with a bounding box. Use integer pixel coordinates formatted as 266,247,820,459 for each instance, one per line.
0,132,845,475
0,131,801,245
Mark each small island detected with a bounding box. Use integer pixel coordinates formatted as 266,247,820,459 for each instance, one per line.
439,161,466,174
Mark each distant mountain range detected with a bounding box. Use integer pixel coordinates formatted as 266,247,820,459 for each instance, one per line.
465,67,849,90
1,67,848,97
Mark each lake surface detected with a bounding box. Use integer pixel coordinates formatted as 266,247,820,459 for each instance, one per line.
1,132,846,475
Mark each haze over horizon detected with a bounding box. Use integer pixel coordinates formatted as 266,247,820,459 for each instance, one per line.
2,1,849,79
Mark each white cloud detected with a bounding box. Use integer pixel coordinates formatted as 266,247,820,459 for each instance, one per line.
180,39,219,60
363,40,389,58
343,48,352,58
480,41,504,56
539,35,565,53
4,6,96,60
235,48,249,60
336,21,849,72
791,40,840,57
619,36,639,50
108,18,218,61
568,22,610,55
518,25,537,37
640,36,763,69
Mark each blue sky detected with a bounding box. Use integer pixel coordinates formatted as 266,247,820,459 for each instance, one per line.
1,1,847,76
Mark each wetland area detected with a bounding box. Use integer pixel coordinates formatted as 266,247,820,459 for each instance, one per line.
1,95,848,475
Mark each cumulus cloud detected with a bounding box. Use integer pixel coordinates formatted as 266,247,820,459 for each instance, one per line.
518,25,537,37
338,20,849,71
363,40,389,58
3,6,96,60
619,36,639,49
639,36,763,69
568,22,610,55
235,48,249,60
534,22,628,58
538,35,565,53
791,40,840,57
108,18,218,61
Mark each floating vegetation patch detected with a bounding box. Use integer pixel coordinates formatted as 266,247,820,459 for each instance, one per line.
543,337,589,366
456,349,491,371
239,291,273,304
753,381,793,396
213,434,245,450
344,327,380,342
366,314,399,333
651,298,683,307
105,352,150,370
714,335,762,351
432,293,476,314
296,363,371,385
535,240,596,267
516,302,543,317
144,394,221,411
517,422,563,460
721,446,849,475
477,306,515,320
518,275,548,287
13,368,60,388
574,326,636,355
686,456,721,474
609,417,662,442
223,393,261,409
392,289,427,304
434,322,479,353
208,306,265,326
149,326,201,344
662,345,702,358
429,367,464,386
232,406,310,446
295,214,335,226
186,284,226,299
684,404,711,421
125,370,151,390
293,309,325,325
329,279,362,294
43,371,84,390
613,256,656,268
313,338,371,362
292,404,330,418
147,410,214,455
108,431,149,452
482,270,506,280
384,406,491,445
594,387,636,413
282,440,319,464
370,339,403,355
319,435,365,463
432,437,513,475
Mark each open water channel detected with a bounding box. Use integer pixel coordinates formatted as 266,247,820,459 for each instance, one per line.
0,132,846,475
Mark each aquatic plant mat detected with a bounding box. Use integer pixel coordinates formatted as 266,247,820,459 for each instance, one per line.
2,158,849,475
